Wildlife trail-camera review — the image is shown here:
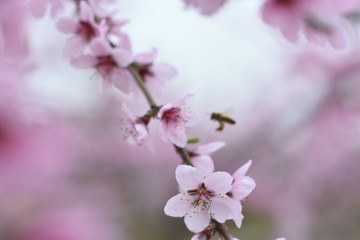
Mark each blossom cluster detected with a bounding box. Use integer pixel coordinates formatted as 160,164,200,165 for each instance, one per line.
57,0,176,93
184,0,360,48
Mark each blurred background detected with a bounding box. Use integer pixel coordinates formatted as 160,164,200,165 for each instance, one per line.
1,0,360,239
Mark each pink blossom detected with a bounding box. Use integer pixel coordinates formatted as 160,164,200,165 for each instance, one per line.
57,1,107,58
261,0,357,48
102,11,129,37
134,48,177,93
190,141,226,176
71,38,134,91
275,238,286,240
164,165,240,233
183,0,228,16
119,103,149,145
158,94,200,147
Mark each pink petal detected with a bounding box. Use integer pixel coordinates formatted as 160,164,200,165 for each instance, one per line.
275,238,286,240
117,32,132,52
232,176,256,200
175,165,204,191
71,55,97,69
79,1,93,22
261,1,301,42
184,207,210,233
89,38,110,56
134,48,157,63
157,103,174,119
173,93,195,107
183,109,200,127
191,155,214,176
167,125,188,147
164,193,193,217
112,48,134,67
56,18,78,34
204,172,232,194
184,0,227,16
231,199,243,228
210,196,238,223
121,103,136,121
150,63,177,82
134,124,148,140
232,160,252,179
111,68,134,94
195,141,226,155
64,36,85,58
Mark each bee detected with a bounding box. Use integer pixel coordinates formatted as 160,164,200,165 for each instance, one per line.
210,112,236,131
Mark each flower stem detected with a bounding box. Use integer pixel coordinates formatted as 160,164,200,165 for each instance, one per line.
214,220,232,240
174,145,193,166
128,64,157,108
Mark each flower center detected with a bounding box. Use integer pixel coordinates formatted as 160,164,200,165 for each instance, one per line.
96,55,117,76
161,107,182,124
274,0,297,7
187,183,215,207
137,63,154,81
77,21,96,41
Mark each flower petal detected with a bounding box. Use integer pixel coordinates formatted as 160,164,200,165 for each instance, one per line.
184,207,210,233
232,176,256,200
204,172,232,194
232,160,252,179
80,1,94,22
175,165,204,191
183,109,200,127
150,63,177,82
112,48,133,67
89,38,110,56
164,193,193,217
134,123,148,140
211,196,239,223
195,141,226,155
121,103,136,121
134,48,157,63
111,69,134,94
64,36,85,58
157,103,174,119
71,55,97,69
173,93,195,107
168,125,187,147
56,18,78,34
191,155,214,176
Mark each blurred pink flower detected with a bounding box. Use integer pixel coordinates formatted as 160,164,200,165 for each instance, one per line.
164,165,240,233
120,103,149,145
71,38,134,91
183,0,228,16
13,204,120,240
57,1,107,58
134,48,177,93
261,0,357,48
190,141,226,176
0,0,30,58
158,93,200,147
